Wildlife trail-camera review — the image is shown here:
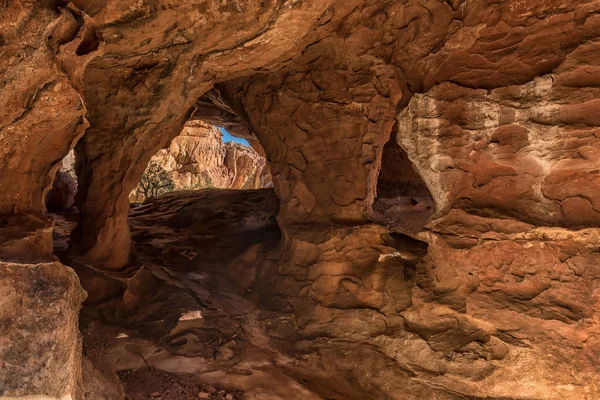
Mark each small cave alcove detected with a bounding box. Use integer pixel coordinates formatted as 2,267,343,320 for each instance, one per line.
372,123,435,234
45,152,78,214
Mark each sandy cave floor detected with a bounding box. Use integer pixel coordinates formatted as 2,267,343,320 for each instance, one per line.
52,189,336,400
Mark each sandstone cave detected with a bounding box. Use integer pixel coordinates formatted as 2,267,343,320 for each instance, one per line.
371,121,435,234
2,1,600,400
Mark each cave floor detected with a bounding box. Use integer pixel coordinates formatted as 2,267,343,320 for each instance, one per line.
53,189,329,400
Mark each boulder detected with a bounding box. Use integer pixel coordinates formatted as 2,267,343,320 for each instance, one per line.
46,171,77,212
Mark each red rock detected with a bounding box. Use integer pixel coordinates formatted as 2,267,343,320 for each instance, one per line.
1,0,600,399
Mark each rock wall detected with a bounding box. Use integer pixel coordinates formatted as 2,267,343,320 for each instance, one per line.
0,261,86,400
148,121,271,193
2,0,600,399
214,2,600,398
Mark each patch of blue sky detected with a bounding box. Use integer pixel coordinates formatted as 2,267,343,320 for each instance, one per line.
217,126,249,146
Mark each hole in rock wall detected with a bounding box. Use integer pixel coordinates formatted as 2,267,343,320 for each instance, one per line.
75,28,100,56
45,121,273,212
45,152,77,213
372,122,435,234
129,120,272,204
46,119,281,398
385,231,430,281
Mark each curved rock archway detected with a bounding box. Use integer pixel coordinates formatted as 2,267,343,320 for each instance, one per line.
2,1,600,399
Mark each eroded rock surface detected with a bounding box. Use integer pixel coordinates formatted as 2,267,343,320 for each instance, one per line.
49,186,597,399
55,190,314,399
2,0,600,398
148,121,271,192
0,261,86,400
64,0,339,269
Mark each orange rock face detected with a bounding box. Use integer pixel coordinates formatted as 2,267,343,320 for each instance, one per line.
2,0,600,399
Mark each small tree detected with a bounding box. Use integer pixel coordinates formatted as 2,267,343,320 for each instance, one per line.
136,162,175,201
203,176,214,189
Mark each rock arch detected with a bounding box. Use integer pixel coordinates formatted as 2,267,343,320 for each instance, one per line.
2,1,600,399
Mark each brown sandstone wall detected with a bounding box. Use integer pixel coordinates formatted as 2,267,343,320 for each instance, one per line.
2,0,600,398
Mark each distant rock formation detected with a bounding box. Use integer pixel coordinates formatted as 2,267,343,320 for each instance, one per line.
152,121,271,191
126,121,271,202
60,121,272,202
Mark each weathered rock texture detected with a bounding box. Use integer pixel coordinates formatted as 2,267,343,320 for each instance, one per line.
2,0,600,399
148,121,271,192
0,3,87,216
0,261,86,399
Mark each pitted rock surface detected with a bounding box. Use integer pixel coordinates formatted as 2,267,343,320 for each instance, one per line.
2,1,600,398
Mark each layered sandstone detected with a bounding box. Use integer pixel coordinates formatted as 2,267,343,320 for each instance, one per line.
2,1,600,399
149,121,271,192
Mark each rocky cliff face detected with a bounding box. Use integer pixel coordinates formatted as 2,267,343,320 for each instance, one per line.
150,121,271,192
2,1,600,399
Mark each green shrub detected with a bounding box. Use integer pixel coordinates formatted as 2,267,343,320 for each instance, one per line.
136,162,175,201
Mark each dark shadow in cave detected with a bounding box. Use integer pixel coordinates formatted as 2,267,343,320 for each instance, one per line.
50,184,282,398
46,90,284,399
45,157,77,213
372,122,435,235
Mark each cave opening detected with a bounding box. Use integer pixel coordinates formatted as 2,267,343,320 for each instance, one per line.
128,120,272,204
45,122,272,209
46,117,276,260
43,92,285,399
371,122,435,235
